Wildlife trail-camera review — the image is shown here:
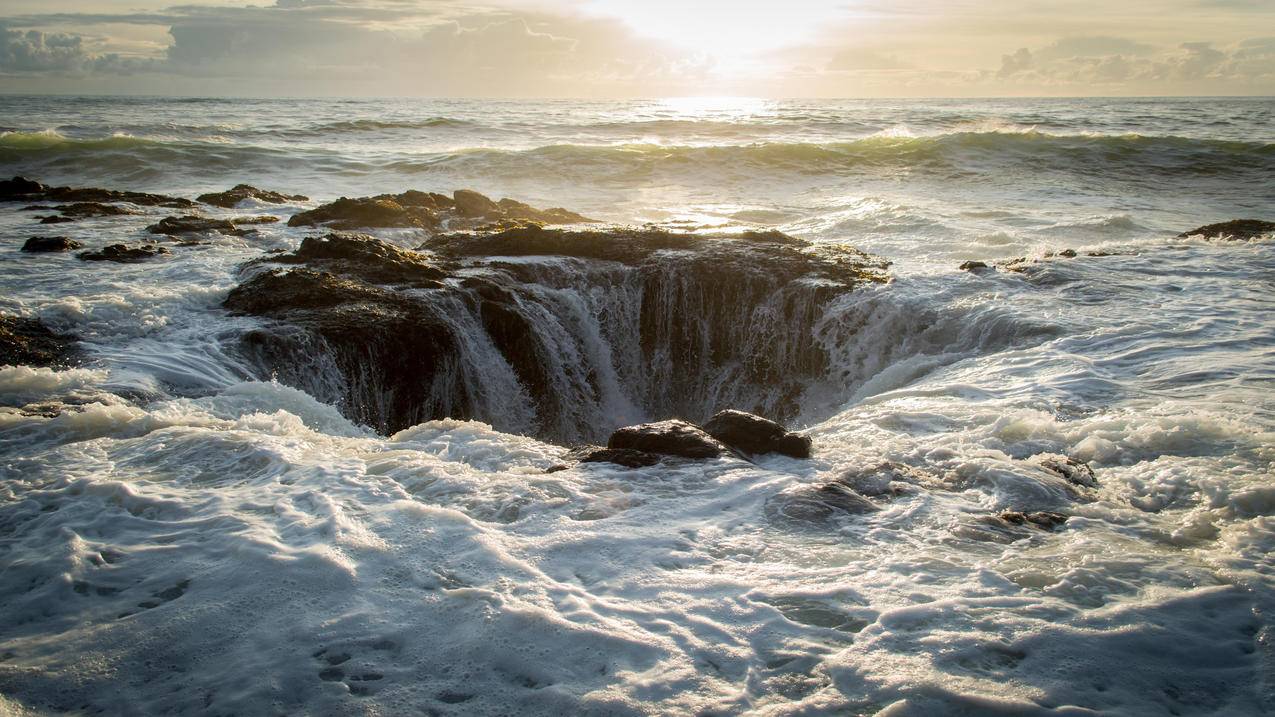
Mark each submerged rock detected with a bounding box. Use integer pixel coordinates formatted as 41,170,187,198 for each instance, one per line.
1178,219,1275,241
225,224,888,440
197,184,308,208
0,315,78,366
287,189,593,231
606,420,728,459
765,481,879,528
701,409,811,458
77,244,171,263
22,236,83,252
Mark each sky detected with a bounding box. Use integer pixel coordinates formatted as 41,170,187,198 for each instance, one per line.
0,0,1271,97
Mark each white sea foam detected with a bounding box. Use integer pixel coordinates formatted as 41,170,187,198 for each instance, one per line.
0,96,1272,715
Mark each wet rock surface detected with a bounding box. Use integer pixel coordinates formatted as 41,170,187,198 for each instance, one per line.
998,511,1069,530
766,481,880,528
566,446,665,468
36,202,140,223
22,236,83,252
146,215,277,237
606,420,728,459
1178,219,1275,240
0,315,78,367
1039,455,1097,488
959,260,990,272
77,244,171,263
225,221,888,440
288,189,594,230
0,176,194,208
701,409,811,458
197,184,308,208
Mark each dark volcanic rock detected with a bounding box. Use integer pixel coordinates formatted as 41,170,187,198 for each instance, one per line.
77,244,171,263
766,482,879,528
225,224,889,440
702,409,811,458
287,189,593,231
453,189,501,218
148,215,240,236
999,511,1068,530
959,260,990,272
607,419,728,459
287,197,438,230
197,184,308,208
257,233,446,286
1039,456,1096,488
0,176,44,198
22,236,83,252
226,270,463,433
40,202,140,222
0,315,77,366
567,446,664,468
1178,219,1275,241
0,176,192,208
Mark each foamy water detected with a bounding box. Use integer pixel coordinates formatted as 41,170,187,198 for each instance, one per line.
0,96,1273,715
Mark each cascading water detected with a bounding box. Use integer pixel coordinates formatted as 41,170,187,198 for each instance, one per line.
227,229,890,443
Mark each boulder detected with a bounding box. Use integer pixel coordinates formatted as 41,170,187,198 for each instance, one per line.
146,214,275,236
77,244,171,263
287,197,438,230
566,446,664,468
1039,456,1096,488
0,315,77,366
0,176,45,198
1178,219,1275,241
453,189,501,218
39,202,140,222
256,233,446,286
606,419,728,459
959,260,990,272
147,215,241,236
998,511,1068,530
286,189,594,231
22,236,83,252
197,184,308,208
765,482,879,528
0,177,193,208
701,409,811,458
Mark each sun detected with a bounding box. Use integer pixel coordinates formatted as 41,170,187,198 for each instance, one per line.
583,0,847,71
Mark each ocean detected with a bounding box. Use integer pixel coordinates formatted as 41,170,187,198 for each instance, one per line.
0,95,1273,715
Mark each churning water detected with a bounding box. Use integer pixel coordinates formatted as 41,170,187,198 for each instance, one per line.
0,96,1273,715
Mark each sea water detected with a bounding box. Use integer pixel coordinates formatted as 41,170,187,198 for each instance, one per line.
0,96,1272,715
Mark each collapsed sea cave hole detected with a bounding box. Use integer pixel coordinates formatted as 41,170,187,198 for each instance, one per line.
224,226,895,445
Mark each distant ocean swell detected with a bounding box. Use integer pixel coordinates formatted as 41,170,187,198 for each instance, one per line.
2,129,1272,189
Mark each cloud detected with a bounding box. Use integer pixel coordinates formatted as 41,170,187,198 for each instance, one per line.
0,26,154,74
0,0,703,95
826,47,912,71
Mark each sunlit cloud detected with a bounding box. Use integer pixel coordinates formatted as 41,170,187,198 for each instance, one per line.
0,0,1271,96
